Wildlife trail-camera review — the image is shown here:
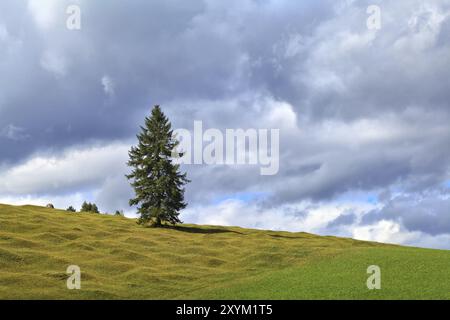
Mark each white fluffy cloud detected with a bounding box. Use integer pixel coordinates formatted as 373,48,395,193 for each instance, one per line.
353,220,450,250
182,198,375,234
0,141,130,195
0,192,88,211
27,0,62,30
0,141,136,214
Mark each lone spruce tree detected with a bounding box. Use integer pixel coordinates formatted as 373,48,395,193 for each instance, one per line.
127,105,189,226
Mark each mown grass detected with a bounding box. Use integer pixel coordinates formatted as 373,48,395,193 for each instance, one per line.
0,204,449,299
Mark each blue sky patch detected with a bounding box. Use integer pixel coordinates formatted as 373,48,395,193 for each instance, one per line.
213,192,269,204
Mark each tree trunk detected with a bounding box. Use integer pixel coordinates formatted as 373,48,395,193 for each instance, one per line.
155,216,162,227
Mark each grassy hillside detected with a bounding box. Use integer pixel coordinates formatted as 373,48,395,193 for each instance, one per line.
0,204,449,299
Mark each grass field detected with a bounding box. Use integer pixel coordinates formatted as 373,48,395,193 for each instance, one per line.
0,203,449,299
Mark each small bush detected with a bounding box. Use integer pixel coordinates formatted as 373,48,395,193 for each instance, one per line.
115,210,124,216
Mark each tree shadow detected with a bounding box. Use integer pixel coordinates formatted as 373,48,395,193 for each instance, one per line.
163,225,244,235
268,234,308,240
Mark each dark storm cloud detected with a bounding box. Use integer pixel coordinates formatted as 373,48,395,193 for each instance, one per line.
362,191,450,235
0,0,243,162
0,0,341,164
327,211,357,229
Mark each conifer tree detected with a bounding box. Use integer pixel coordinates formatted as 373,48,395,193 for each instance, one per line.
80,201,100,213
127,105,189,226
91,203,99,214
80,201,90,212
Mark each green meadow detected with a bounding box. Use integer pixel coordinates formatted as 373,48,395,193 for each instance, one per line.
0,204,449,299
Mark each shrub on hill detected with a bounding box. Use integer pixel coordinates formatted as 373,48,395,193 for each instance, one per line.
115,210,124,216
80,201,100,213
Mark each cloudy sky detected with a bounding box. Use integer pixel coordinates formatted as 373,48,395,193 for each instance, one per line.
1,0,450,249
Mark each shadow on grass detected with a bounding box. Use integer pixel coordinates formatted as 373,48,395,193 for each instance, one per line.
268,234,308,240
163,225,244,235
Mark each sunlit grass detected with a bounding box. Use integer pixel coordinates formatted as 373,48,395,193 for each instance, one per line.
0,204,448,299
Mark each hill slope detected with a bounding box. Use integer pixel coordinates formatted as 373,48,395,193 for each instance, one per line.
0,204,449,299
